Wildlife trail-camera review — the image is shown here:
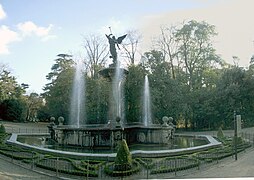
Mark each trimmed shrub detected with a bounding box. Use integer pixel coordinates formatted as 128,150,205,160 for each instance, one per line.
114,139,132,171
0,124,6,134
135,158,155,169
232,136,243,146
217,126,224,140
78,160,105,171
104,160,140,177
36,157,98,177
0,149,38,160
150,156,199,174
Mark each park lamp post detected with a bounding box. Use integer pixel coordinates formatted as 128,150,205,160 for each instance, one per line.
234,110,237,161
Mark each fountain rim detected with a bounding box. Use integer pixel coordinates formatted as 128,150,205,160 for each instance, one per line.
7,133,222,160
52,124,172,130
98,66,129,79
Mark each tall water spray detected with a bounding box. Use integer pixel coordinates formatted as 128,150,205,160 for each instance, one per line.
69,60,85,127
112,60,124,124
143,75,152,127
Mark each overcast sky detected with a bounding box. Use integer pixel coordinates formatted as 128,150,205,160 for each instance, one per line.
0,0,253,94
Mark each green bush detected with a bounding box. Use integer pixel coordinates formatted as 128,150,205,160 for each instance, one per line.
150,160,199,174
0,99,24,122
232,136,243,146
0,124,6,134
104,140,141,177
0,134,7,144
36,156,98,177
217,126,225,140
0,149,38,160
114,139,132,171
135,158,155,169
150,155,200,175
78,160,105,171
104,160,140,177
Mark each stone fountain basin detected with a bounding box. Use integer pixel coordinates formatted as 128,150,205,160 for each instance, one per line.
7,133,221,160
53,124,172,130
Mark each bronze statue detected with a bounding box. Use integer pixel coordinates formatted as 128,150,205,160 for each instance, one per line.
106,32,127,65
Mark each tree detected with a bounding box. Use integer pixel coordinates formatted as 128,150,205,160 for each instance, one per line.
43,54,74,95
85,76,110,124
215,67,245,128
42,54,75,122
175,20,222,90
121,29,142,65
44,68,74,123
125,64,146,123
0,99,24,122
43,54,74,97
37,105,51,122
143,50,166,73
0,64,28,122
82,34,108,79
155,25,179,79
24,93,44,122
45,54,74,82
143,50,184,124
0,69,25,102
241,67,254,127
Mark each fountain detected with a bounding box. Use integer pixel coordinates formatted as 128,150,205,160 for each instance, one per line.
6,31,222,160
111,60,125,126
46,32,177,149
143,75,151,127
69,60,85,127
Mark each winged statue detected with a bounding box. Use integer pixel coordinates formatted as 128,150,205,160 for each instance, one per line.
106,33,127,65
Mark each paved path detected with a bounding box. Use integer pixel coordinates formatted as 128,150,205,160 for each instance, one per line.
177,127,254,179
0,121,59,180
1,121,49,134
0,156,57,180
181,148,254,178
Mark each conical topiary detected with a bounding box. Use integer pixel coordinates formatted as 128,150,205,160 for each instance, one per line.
114,139,132,171
217,126,224,140
0,124,6,134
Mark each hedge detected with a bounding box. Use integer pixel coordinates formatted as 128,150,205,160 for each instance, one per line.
150,156,199,174
36,156,98,177
104,160,141,177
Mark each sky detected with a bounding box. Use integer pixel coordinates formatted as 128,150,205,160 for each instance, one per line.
0,0,254,94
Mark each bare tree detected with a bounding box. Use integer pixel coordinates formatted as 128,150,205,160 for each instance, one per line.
82,34,108,79
154,25,179,79
121,29,142,65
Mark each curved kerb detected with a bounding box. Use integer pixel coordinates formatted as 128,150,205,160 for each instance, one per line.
7,133,222,161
